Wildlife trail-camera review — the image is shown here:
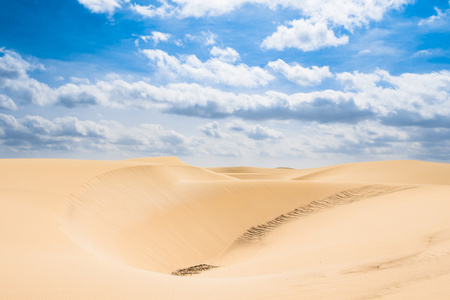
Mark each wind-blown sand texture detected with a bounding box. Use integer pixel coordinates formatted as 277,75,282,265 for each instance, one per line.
1,157,450,299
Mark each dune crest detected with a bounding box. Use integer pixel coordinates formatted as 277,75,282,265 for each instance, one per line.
1,158,450,299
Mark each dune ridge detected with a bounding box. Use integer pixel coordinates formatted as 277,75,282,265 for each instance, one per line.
233,184,415,245
1,157,450,299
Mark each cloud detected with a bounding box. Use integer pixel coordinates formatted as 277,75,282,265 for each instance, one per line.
268,59,333,86
0,113,198,155
77,0,125,15
418,7,450,27
1,112,447,163
412,49,433,58
130,1,177,18
412,49,447,58
199,121,229,138
259,0,410,51
126,0,411,53
226,120,284,140
286,120,410,159
80,0,410,53
185,31,217,46
336,69,450,127
0,113,108,150
0,95,17,110
70,77,91,85
130,0,247,18
0,47,33,83
49,77,372,123
139,31,172,46
128,0,410,24
210,47,240,63
0,48,54,105
357,49,372,56
141,49,274,87
261,19,349,51
3,49,450,130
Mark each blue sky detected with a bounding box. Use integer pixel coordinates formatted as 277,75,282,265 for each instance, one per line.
0,0,449,167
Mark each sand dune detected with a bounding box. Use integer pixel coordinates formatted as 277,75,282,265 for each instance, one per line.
1,158,450,299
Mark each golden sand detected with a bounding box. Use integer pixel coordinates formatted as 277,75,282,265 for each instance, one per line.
1,157,449,299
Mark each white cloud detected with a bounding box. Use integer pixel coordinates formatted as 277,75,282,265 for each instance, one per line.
357,49,372,56
141,49,274,87
336,69,450,122
0,48,55,106
286,120,410,159
70,77,91,85
227,120,284,140
210,46,240,63
268,59,333,86
130,1,177,18
293,0,410,31
3,49,450,130
418,7,450,27
130,0,248,18
261,19,349,51
139,31,172,46
202,31,217,46
411,49,448,58
0,113,198,155
128,0,410,25
185,31,217,46
0,95,17,111
126,0,411,52
260,0,410,51
413,50,433,57
77,0,125,14
199,121,229,138
0,47,33,82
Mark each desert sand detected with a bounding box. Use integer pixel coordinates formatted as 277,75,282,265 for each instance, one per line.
1,157,450,299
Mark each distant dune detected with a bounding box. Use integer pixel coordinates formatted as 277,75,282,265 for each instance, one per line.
1,158,450,299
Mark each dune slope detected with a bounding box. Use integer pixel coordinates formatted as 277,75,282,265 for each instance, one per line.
0,158,449,299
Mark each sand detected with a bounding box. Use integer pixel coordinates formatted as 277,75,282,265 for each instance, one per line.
0,157,449,299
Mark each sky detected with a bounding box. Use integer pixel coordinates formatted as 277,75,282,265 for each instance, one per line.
0,0,449,168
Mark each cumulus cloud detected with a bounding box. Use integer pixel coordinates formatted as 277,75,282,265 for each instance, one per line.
141,49,274,87
130,0,246,18
77,0,125,14
336,69,450,126
3,49,450,130
0,48,54,105
0,113,108,150
268,59,333,86
261,19,349,51
260,0,411,51
226,120,284,140
128,0,410,24
126,0,411,52
139,31,172,46
0,113,198,155
286,120,410,159
0,95,17,110
130,0,177,18
81,0,411,52
199,121,229,138
126,0,411,53
0,47,35,82
210,47,240,63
